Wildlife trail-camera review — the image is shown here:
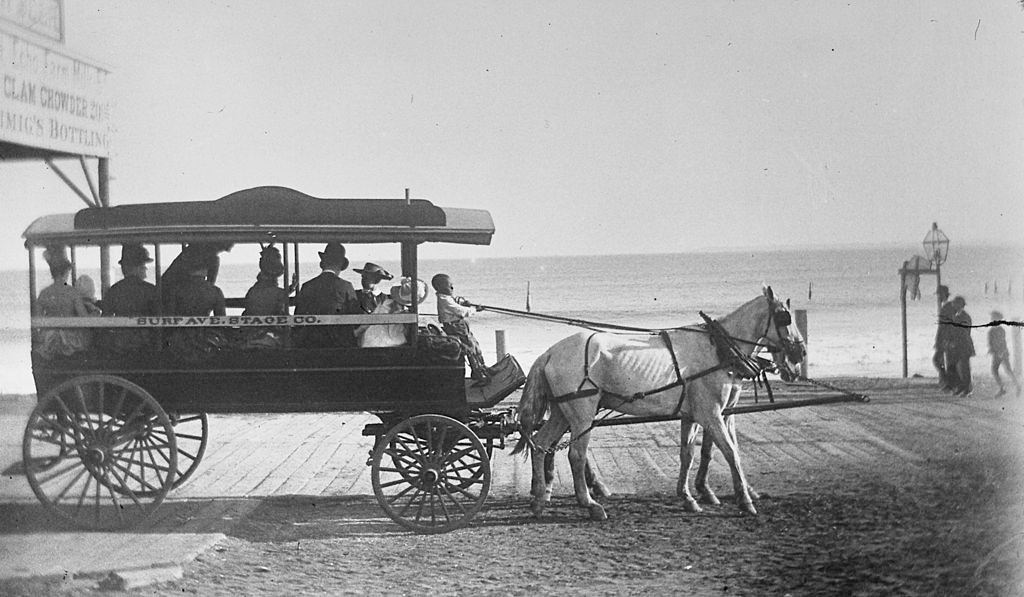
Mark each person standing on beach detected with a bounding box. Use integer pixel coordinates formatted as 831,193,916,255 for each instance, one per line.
934,285,959,391
988,311,1021,397
947,295,974,396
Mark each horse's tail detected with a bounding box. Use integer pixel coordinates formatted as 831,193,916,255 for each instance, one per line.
512,353,552,456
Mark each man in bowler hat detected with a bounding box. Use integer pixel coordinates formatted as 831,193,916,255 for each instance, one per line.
101,244,160,352
103,244,159,316
934,285,959,391
294,242,360,347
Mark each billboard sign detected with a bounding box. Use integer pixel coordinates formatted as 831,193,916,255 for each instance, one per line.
0,22,112,157
0,0,63,42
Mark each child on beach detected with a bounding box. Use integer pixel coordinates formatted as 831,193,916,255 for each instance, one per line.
431,273,489,385
988,311,1021,397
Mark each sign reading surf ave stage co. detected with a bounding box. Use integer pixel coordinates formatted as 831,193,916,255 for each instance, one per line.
0,23,112,157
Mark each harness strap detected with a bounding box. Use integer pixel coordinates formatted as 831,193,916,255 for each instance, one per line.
549,333,601,404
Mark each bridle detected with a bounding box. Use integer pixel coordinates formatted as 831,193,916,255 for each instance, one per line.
757,296,806,378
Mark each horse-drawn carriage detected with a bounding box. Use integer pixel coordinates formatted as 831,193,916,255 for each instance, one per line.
21,186,866,534
22,186,523,534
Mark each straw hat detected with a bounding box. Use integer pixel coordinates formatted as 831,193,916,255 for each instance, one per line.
353,262,393,280
390,277,428,306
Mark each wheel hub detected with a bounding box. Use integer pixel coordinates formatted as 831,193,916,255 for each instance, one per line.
420,467,441,487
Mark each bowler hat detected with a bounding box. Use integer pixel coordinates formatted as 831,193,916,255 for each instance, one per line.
391,277,428,306
353,262,393,280
119,244,153,267
318,243,349,270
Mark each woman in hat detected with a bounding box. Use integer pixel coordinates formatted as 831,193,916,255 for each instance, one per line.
34,245,93,358
241,245,291,348
353,262,394,314
355,277,427,348
243,245,290,316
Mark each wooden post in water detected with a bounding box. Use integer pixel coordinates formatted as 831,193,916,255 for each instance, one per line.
795,309,808,378
495,330,506,360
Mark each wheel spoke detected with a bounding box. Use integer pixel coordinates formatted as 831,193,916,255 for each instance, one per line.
72,472,92,513
110,451,173,475
72,386,97,438
173,432,204,441
107,460,149,505
51,466,89,504
436,483,464,515
102,472,126,524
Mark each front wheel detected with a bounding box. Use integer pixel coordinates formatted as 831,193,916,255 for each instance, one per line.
370,414,490,533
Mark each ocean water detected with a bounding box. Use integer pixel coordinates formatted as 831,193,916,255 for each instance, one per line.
2,245,1021,394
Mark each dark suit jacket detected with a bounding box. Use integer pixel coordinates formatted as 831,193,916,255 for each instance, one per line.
294,271,359,347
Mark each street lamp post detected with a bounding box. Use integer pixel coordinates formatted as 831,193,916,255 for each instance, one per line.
899,223,950,378
922,222,949,316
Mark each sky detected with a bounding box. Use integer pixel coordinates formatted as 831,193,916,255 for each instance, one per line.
1,1,1022,269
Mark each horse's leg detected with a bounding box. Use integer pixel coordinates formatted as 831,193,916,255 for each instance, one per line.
696,427,720,506
585,456,612,498
561,398,606,521
725,414,759,500
529,411,568,518
677,416,702,512
566,431,606,521
703,413,756,515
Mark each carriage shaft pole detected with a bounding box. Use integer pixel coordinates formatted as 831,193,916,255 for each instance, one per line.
589,393,868,428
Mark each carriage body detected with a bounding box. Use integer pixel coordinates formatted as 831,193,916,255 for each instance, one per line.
21,186,522,533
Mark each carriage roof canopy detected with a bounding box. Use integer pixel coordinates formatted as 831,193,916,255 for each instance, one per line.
22,186,495,246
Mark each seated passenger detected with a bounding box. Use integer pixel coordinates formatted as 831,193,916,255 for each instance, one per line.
353,262,393,314
34,246,92,359
355,277,427,348
76,275,102,315
293,242,359,348
243,245,290,316
163,259,226,317
241,245,290,348
101,244,159,353
162,242,233,291
103,244,159,316
163,257,228,357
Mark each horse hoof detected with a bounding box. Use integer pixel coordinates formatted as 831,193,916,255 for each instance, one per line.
530,501,546,518
740,502,757,516
746,487,761,500
591,483,612,498
683,498,703,513
699,492,720,506
588,504,608,521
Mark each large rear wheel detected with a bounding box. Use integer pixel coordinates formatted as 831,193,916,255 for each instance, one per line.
370,414,490,534
22,375,177,530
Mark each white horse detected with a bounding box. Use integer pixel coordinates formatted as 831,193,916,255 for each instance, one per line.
512,287,805,520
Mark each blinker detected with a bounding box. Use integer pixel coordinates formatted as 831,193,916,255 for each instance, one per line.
773,311,792,327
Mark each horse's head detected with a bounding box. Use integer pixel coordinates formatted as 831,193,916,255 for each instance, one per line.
760,285,806,382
